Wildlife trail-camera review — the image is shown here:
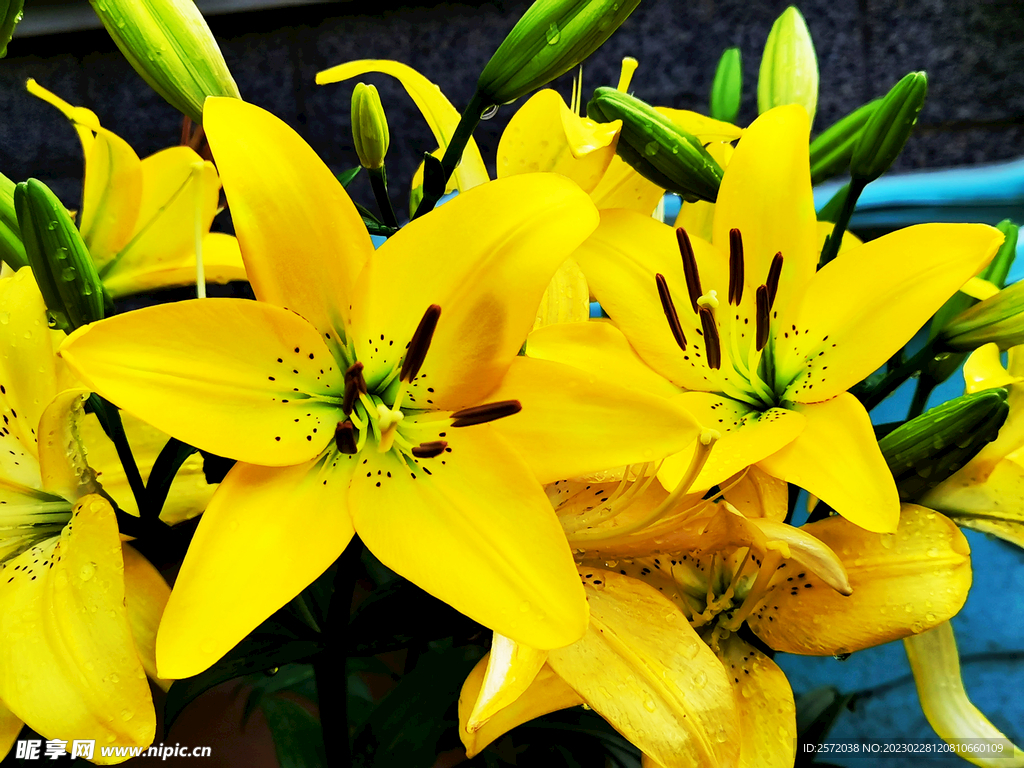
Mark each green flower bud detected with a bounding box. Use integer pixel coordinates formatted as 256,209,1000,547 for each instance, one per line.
940,281,1024,354
0,0,23,58
351,83,390,171
709,47,742,125
808,98,880,185
850,71,927,183
88,0,240,124
14,179,104,332
477,0,641,106
587,87,723,203
0,170,26,270
880,389,1009,501
757,6,819,125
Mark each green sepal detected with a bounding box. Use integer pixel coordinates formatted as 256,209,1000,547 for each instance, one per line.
0,0,23,57
477,0,642,106
0,170,26,269
850,71,927,183
14,179,104,332
587,87,723,202
809,99,881,185
879,389,1009,501
709,47,742,125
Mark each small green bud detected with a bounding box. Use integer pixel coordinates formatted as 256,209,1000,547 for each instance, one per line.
88,0,240,124
0,0,23,58
477,0,641,106
587,87,723,203
940,281,1024,353
351,83,390,171
850,71,927,183
709,47,742,125
14,179,104,332
757,6,819,124
880,389,1009,501
808,98,881,185
0,170,26,270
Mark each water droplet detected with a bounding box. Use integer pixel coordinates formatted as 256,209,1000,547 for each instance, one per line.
108,673,119,683
692,669,707,688
880,534,895,549
79,563,95,581
925,611,937,623
545,22,560,45
927,546,940,557
643,697,656,712
714,726,729,743
680,637,700,659
644,141,660,156
519,601,531,613
0,312,8,325
481,104,499,119
598,686,611,698
120,708,134,721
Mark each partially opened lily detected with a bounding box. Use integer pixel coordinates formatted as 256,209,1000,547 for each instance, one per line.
568,104,1003,532
23,79,245,298
60,97,703,679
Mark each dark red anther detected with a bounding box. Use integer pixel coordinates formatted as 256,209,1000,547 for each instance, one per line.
401,304,442,382
765,252,783,308
412,440,448,458
728,229,744,306
755,285,770,352
655,273,687,351
450,400,522,428
342,361,367,415
335,420,358,454
698,306,722,370
676,228,703,314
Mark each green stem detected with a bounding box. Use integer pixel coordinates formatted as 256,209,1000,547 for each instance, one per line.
368,167,399,229
412,92,486,219
88,394,146,512
907,376,937,420
818,178,867,267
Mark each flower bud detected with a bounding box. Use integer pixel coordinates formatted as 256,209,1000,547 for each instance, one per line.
477,0,641,106
587,87,723,202
757,6,819,124
709,47,742,125
88,0,240,123
880,389,1009,501
808,98,880,185
0,170,26,270
351,83,390,171
940,279,1024,353
0,0,23,57
14,179,104,331
850,71,927,183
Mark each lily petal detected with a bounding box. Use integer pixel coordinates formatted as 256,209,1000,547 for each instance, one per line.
485,356,700,483
748,504,971,655
758,393,899,532
589,155,665,214
962,343,1019,394
349,423,587,650
37,388,97,502
81,128,144,268
122,544,171,691
533,259,590,330
315,60,489,192
0,495,154,760
904,621,1024,767
26,78,100,149
351,173,598,407
548,567,740,768
0,698,21,761
203,97,373,343
466,632,548,733
157,455,356,679
674,141,734,241
814,220,862,255
721,466,789,520
776,223,1003,402
60,298,343,467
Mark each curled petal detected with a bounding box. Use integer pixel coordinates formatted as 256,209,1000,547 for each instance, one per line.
465,632,548,733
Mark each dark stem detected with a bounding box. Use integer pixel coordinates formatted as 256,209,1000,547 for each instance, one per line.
858,341,939,412
368,167,399,229
907,376,937,420
412,91,487,219
88,394,146,512
144,438,198,521
818,178,867,267
315,538,362,768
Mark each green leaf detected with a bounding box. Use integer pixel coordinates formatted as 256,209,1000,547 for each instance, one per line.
0,0,23,58
241,663,316,727
261,695,327,768
336,166,362,188
794,687,855,766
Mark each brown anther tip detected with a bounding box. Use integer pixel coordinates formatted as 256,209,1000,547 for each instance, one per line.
335,421,358,454
755,285,770,352
765,252,783,307
698,306,722,370
655,273,687,351
728,229,744,306
450,399,522,428
412,440,448,458
676,227,703,314
401,304,442,382
342,362,367,414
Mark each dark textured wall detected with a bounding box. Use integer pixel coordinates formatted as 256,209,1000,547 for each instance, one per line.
1,0,1022,219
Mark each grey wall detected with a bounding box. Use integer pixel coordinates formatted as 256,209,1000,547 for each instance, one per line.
1,0,1022,220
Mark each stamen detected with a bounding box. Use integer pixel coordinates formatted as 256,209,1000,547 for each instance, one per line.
655,273,687,351
401,304,442,382
342,362,367,415
755,285,770,352
698,306,722,370
765,252,783,307
728,229,744,305
335,421,358,454
676,228,703,314
412,440,448,458
616,57,639,92
450,400,522,427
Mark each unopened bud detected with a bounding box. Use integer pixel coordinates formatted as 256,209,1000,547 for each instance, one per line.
0,170,26,270
850,71,927,183
477,0,641,106
809,98,881,185
88,0,240,123
587,87,723,202
14,179,104,331
940,280,1024,353
0,0,23,57
709,47,742,125
880,389,1009,501
351,83,390,171
758,6,819,124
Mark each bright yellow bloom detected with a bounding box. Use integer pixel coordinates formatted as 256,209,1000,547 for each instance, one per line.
59,97,703,679
563,105,1003,532
459,482,972,767
25,79,246,298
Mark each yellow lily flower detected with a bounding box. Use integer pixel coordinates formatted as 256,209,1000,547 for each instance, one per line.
59,97,703,679
25,79,246,298
922,343,1024,546
565,104,1003,532
459,487,972,767
0,268,173,762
